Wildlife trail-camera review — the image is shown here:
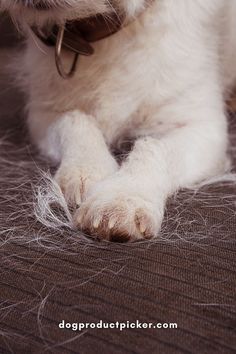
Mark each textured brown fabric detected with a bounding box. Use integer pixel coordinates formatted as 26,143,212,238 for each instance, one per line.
0,17,236,354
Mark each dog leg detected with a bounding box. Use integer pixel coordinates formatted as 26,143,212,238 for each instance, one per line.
34,110,118,206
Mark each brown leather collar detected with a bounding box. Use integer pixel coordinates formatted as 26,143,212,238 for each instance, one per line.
33,12,125,55
32,5,150,79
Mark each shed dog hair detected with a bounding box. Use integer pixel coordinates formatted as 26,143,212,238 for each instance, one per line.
1,0,236,241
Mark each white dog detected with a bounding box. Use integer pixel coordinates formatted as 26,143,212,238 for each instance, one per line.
1,0,236,241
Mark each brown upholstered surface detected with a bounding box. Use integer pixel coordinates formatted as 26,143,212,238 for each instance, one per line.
0,17,236,354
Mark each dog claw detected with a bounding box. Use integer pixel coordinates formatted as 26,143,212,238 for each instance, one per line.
139,222,147,234
108,218,117,230
93,217,101,229
76,212,83,225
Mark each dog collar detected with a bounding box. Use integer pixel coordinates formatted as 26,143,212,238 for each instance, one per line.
32,12,125,78
32,3,152,79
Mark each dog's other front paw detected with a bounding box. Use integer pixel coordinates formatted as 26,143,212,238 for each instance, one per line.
55,160,118,206
74,177,164,242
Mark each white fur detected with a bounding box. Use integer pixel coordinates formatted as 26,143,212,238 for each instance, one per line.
2,0,236,241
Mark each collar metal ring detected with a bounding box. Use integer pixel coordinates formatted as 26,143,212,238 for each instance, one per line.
55,26,79,79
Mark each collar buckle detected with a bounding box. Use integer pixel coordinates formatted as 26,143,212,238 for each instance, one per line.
55,26,78,79
55,25,94,79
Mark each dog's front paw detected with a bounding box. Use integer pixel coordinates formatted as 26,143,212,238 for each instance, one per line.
74,178,164,242
55,161,118,206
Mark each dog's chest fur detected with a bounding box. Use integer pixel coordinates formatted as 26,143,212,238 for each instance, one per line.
20,1,236,144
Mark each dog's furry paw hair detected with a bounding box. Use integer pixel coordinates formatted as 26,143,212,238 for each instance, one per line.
74,175,164,242
55,159,118,206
